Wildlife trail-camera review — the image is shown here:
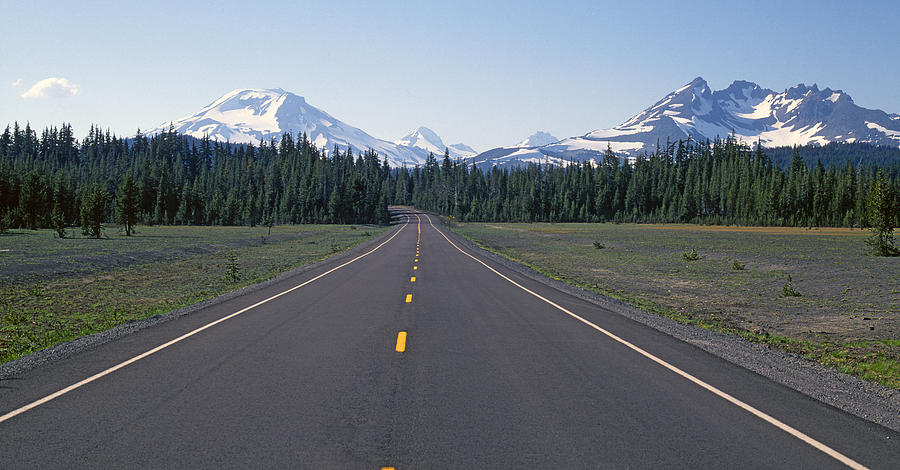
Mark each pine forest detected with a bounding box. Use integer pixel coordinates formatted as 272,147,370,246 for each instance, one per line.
1,122,898,233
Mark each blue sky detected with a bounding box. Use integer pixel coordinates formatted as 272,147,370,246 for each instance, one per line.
2,0,899,151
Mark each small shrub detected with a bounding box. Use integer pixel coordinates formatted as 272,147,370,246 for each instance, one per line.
782,274,801,297
224,252,241,283
592,241,605,250
28,284,45,297
363,231,372,237
682,248,700,261
732,260,745,270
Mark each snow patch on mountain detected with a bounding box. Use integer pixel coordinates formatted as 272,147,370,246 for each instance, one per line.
867,121,900,142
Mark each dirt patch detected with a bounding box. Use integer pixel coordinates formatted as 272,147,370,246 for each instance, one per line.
643,224,866,236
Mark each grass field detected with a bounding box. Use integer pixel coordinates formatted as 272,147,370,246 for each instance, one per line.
0,224,389,365
452,222,900,388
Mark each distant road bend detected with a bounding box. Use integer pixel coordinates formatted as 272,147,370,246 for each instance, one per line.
1,209,898,468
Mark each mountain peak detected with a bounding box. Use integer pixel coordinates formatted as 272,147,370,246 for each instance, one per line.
679,76,709,91
396,126,445,152
724,80,760,92
396,126,476,159
516,131,558,148
669,77,711,100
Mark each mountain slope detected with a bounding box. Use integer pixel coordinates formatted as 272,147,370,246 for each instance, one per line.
146,88,427,167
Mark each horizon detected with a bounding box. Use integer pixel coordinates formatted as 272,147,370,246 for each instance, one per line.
3,0,900,150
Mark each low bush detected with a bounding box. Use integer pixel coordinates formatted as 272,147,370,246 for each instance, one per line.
782,274,801,297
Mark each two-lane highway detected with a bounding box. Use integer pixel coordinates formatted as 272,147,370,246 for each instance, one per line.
1,210,898,468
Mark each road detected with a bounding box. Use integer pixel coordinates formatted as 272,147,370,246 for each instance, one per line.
1,209,898,468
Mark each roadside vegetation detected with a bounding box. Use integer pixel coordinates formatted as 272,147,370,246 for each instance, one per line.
0,224,388,365
452,222,900,389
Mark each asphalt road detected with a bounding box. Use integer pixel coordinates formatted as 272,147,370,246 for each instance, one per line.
1,209,898,468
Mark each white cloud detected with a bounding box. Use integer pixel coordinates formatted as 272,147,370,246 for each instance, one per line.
11,78,23,87
21,77,79,99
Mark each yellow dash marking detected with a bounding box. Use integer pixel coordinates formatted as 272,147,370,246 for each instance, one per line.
414,258,418,262
411,276,416,282
395,332,407,352
413,266,418,270
405,294,412,303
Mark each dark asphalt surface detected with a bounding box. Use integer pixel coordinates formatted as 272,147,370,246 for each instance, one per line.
1,209,898,468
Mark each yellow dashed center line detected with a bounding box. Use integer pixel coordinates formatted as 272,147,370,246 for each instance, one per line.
414,258,418,262
395,332,407,352
405,294,412,303
413,266,417,270
410,276,416,282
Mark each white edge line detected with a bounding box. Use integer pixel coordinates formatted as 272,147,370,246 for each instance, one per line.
0,216,410,424
424,214,867,470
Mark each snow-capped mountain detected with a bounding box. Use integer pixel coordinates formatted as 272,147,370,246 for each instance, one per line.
515,131,559,148
558,77,900,155
146,88,428,167
395,126,476,159
466,132,564,169
473,77,900,167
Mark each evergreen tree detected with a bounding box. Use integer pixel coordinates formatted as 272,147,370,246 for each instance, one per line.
115,172,140,236
51,201,66,238
19,171,50,229
80,184,107,238
865,170,899,256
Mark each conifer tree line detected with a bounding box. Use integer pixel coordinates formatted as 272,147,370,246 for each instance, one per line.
0,123,392,232
0,122,898,233
404,137,899,228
